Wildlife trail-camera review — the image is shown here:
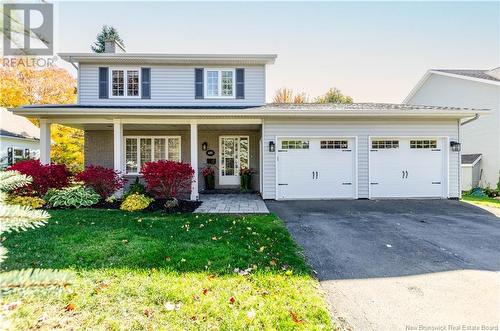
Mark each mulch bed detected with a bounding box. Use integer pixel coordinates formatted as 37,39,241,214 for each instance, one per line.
91,198,202,213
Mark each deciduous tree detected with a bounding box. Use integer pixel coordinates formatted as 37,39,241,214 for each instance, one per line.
0,66,83,172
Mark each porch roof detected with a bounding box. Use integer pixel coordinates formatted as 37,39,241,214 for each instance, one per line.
12,103,489,119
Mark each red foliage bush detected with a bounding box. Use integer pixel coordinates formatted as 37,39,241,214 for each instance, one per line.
7,159,70,197
140,160,194,199
75,165,126,199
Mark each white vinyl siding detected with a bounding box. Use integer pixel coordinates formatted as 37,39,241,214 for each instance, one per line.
79,64,265,106
262,118,460,200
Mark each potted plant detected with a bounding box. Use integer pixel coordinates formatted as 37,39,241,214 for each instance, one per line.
201,165,216,190
240,167,254,192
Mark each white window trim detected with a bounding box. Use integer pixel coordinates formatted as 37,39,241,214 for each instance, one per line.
204,68,236,99
109,67,141,98
124,136,181,175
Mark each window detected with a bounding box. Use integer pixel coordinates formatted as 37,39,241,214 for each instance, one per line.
125,136,181,174
321,140,348,149
13,148,25,163
410,140,437,149
111,69,140,97
281,140,310,149
205,69,234,98
371,140,399,149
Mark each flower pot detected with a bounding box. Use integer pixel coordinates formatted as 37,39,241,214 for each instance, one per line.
240,174,251,191
204,174,215,190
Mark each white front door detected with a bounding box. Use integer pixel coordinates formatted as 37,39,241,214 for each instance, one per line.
277,138,356,199
369,137,446,198
219,136,249,186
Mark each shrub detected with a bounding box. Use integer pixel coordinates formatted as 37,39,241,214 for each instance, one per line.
141,160,194,199
75,165,126,199
123,177,147,199
7,160,70,197
44,186,100,209
5,195,46,209
120,193,153,212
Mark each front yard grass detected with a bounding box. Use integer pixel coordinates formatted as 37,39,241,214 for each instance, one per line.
1,209,332,330
462,195,500,209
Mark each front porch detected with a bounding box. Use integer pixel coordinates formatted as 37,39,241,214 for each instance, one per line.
38,118,263,200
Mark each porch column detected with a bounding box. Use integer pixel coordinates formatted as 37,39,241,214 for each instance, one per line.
190,121,199,201
113,119,124,194
39,119,51,164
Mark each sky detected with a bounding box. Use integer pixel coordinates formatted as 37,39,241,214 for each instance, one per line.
53,1,499,103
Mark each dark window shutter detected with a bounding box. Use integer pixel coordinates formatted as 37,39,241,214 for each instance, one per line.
195,68,204,99
141,67,151,99
236,68,245,99
98,67,109,99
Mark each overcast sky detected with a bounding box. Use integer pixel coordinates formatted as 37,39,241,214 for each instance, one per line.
54,1,499,103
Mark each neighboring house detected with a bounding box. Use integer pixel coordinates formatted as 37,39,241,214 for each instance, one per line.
11,41,487,200
0,107,39,169
404,68,500,190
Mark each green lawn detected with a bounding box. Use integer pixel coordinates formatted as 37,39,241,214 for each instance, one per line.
462,195,500,209
1,209,333,330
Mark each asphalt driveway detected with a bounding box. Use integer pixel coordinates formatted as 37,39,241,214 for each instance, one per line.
266,199,500,330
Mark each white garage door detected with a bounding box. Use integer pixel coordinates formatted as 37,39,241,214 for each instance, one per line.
369,138,446,198
277,138,356,199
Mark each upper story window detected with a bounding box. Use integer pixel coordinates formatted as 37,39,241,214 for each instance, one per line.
205,69,235,98
111,69,140,97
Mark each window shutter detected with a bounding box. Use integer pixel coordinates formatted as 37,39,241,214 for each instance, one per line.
236,68,245,99
98,67,109,99
141,67,151,99
195,68,204,99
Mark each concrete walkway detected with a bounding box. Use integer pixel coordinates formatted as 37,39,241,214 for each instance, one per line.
194,194,269,214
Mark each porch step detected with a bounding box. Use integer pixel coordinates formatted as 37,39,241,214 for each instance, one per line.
200,189,257,194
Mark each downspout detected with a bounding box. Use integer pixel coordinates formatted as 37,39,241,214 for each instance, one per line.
460,113,480,126
457,113,479,199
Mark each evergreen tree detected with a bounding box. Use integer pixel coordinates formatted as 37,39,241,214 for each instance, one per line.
0,171,70,293
91,25,125,53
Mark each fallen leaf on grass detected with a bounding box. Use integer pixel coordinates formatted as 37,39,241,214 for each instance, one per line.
122,239,128,244
164,301,182,311
143,308,153,317
65,303,75,311
229,296,235,304
202,288,209,295
290,311,303,324
247,310,256,319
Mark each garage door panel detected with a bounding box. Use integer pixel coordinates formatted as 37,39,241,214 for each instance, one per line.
370,138,445,198
277,138,356,199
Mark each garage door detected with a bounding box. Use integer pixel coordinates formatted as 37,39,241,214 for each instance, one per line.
277,138,356,199
369,138,446,198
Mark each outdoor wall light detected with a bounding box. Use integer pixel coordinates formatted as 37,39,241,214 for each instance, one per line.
269,141,275,152
202,142,208,151
450,141,461,152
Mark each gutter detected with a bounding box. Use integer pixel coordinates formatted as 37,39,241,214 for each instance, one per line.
461,113,480,126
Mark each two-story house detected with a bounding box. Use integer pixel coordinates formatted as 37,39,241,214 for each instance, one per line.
12,41,487,200
405,68,500,191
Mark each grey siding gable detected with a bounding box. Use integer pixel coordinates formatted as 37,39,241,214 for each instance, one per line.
262,119,460,200
79,64,265,106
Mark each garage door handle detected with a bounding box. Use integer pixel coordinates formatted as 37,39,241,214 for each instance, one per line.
432,182,441,184
278,183,288,186
370,182,379,185
312,171,315,179
342,182,352,185
316,171,319,179
342,149,352,152
405,171,408,178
